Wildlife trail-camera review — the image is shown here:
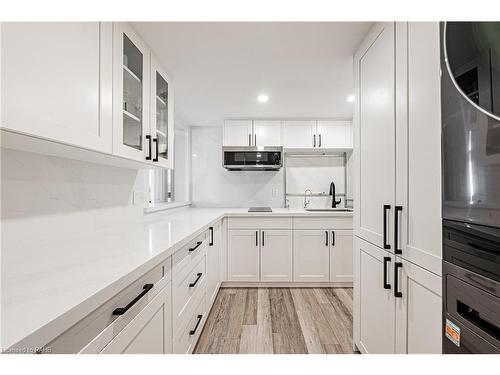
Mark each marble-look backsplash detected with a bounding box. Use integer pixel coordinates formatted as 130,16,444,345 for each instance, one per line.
191,126,285,208
1,148,146,251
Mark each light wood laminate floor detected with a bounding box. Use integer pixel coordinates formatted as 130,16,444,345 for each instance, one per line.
194,287,353,354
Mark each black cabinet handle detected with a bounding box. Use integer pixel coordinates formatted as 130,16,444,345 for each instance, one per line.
383,257,391,289
394,262,403,298
325,231,329,246
248,134,251,146
189,241,203,252
331,231,335,246
319,134,322,147
256,231,258,246
394,206,403,254
313,134,316,147
383,205,391,250
262,231,265,247
209,227,214,246
112,284,154,315
189,314,203,335
153,138,159,162
254,134,257,146
189,273,203,287
145,135,152,160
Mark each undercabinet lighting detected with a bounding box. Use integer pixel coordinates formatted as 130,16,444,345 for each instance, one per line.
347,95,355,103
257,94,269,103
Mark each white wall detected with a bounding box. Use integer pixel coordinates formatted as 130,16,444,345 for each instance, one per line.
191,126,284,207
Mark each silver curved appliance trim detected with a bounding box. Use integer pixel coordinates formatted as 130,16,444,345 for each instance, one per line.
443,22,500,122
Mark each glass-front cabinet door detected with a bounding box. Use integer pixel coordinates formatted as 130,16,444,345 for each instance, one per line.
150,56,174,168
113,23,150,162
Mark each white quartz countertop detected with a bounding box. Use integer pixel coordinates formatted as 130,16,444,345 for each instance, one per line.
1,207,352,351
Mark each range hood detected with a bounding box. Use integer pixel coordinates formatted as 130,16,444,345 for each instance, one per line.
222,146,283,171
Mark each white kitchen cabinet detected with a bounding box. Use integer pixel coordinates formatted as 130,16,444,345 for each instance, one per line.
100,282,172,354
282,120,316,148
316,121,352,148
253,120,282,146
1,22,113,153
395,22,442,275
293,230,330,282
207,222,222,306
329,230,353,283
353,22,396,250
227,229,260,281
150,55,174,168
223,120,253,146
354,237,395,354
353,22,442,354
112,22,150,162
394,257,442,354
260,230,292,282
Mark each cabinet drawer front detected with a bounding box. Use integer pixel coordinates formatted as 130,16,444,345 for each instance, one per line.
173,294,207,354
294,217,353,230
100,281,172,354
172,231,208,269
173,255,207,327
228,217,292,229
51,260,168,354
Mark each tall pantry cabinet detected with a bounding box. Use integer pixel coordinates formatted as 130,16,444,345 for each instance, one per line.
353,22,442,354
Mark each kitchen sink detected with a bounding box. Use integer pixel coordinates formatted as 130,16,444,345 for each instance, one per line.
305,208,353,212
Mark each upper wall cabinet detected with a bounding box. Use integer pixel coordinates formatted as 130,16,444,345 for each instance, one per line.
112,23,151,163
253,120,282,147
150,56,175,169
223,120,253,146
283,120,352,149
1,22,113,153
282,120,316,148
223,119,352,149
1,22,174,170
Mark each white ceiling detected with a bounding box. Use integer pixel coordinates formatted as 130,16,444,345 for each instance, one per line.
132,22,373,126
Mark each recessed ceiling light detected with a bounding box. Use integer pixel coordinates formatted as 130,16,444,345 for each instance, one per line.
257,94,269,103
347,95,355,103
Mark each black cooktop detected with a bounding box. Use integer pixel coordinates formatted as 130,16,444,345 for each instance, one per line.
248,207,272,212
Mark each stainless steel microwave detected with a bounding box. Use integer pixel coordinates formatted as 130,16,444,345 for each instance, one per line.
222,146,283,171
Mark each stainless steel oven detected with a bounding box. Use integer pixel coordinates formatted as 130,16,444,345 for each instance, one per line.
441,21,500,353
442,220,500,353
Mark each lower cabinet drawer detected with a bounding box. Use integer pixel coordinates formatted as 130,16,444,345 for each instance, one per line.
227,217,292,229
173,294,207,354
173,254,207,327
99,282,172,354
46,259,170,354
294,217,353,230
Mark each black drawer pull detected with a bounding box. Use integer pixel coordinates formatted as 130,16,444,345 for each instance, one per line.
394,262,402,298
325,231,329,246
153,137,159,162
262,231,265,247
112,284,154,316
189,314,203,335
209,227,214,246
189,273,203,287
394,206,402,254
145,135,152,160
383,205,391,250
256,230,258,247
331,231,335,246
189,241,203,252
383,257,391,289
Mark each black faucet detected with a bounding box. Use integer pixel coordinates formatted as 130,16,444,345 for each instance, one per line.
329,182,342,208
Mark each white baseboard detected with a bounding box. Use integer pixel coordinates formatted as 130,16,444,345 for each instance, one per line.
221,281,353,288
